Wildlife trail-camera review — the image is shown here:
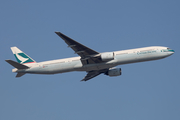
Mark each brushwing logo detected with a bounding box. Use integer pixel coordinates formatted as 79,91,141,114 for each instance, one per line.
15,52,29,64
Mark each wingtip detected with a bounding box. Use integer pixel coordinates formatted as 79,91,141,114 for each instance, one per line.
81,78,88,82
80,79,86,82
55,31,63,36
55,31,61,34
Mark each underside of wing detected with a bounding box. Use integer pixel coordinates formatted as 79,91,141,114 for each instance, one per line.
81,69,108,81
55,32,103,65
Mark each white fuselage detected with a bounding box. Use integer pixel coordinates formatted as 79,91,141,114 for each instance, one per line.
14,46,174,74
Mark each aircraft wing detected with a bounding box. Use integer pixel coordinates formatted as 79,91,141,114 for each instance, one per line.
81,69,108,81
55,32,102,65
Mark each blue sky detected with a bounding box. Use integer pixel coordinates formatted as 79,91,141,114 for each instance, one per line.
1,0,179,120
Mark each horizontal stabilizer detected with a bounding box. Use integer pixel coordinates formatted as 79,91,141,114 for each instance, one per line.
16,73,26,77
5,60,29,69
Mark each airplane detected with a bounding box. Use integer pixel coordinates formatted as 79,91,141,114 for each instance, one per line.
5,32,175,81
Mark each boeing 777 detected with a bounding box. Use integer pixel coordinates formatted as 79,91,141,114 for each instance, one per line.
5,32,175,81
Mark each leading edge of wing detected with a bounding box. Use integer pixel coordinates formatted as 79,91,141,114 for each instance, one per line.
55,32,99,58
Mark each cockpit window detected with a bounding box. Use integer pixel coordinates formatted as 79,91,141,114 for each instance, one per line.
167,48,171,50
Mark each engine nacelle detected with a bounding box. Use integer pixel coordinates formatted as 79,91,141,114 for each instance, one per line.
101,52,114,61
105,68,121,77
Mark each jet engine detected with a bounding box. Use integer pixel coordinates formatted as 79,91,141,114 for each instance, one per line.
105,68,121,77
101,52,114,61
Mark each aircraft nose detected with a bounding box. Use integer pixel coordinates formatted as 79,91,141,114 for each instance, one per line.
168,49,175,55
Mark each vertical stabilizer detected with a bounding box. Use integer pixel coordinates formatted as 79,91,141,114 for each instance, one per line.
11,47,36,64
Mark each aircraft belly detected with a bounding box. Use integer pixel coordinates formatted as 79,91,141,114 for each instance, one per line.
78,62,116,71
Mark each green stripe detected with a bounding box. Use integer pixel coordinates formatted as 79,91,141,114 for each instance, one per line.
162,49,175,52
168,49,175,52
